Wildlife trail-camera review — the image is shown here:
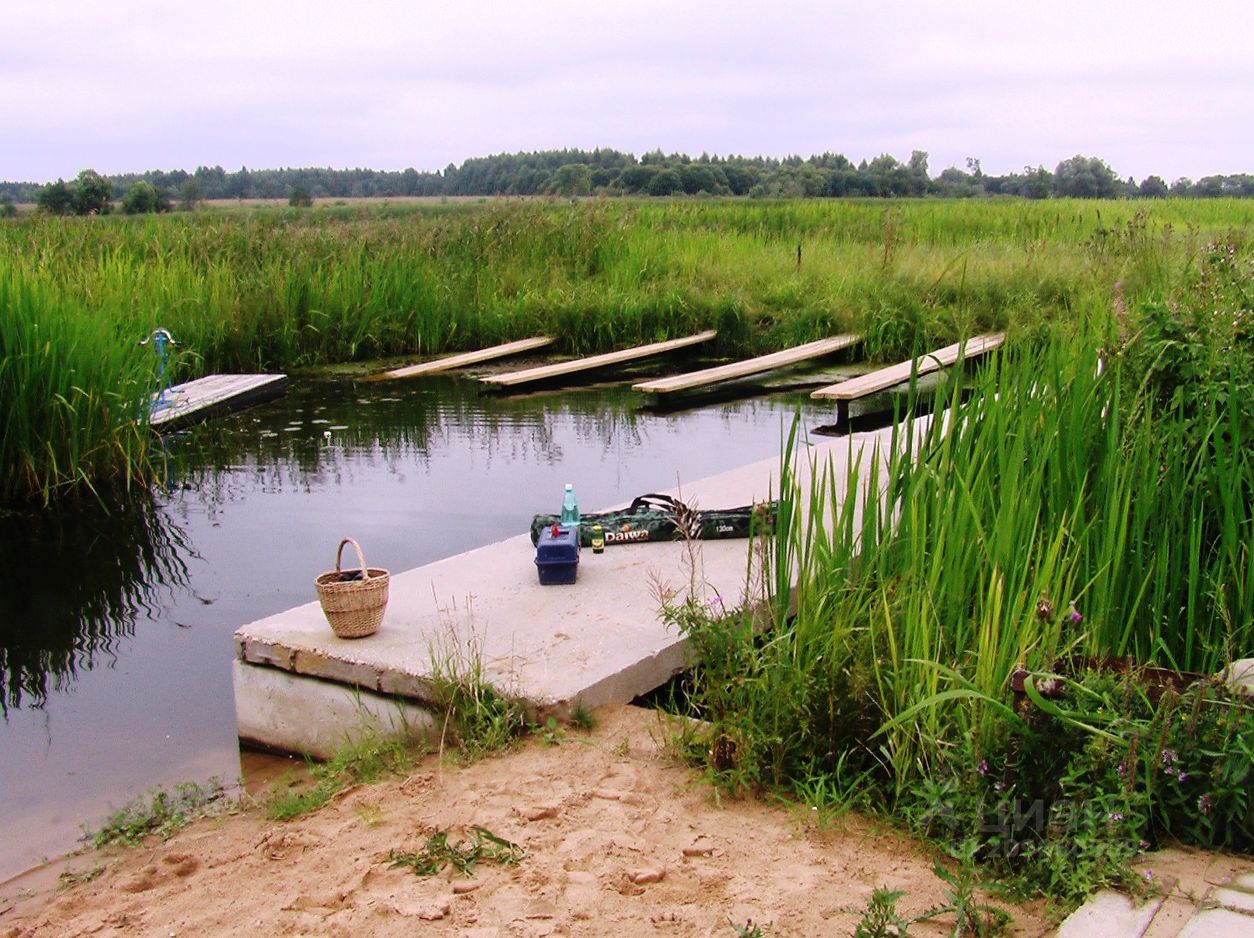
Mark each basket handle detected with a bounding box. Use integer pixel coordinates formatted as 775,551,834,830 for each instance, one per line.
335,537,371,580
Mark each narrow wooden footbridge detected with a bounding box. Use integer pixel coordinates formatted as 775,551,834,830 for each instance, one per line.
148,373,288,431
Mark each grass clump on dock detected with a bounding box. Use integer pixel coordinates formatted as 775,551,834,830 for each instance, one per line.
428,634,531,762
670,247,1254,906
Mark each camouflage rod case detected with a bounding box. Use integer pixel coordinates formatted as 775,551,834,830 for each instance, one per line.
529,493,777,548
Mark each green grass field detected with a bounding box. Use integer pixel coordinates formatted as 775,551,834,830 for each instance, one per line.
0,197,1249,500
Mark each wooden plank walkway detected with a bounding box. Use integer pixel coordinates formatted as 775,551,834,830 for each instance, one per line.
148,373,288,431
381,336,554,379
632,334,861,395
481,330,717,389
811,333,1006,422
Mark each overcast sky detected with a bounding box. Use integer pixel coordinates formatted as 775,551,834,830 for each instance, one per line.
5,1,1252,184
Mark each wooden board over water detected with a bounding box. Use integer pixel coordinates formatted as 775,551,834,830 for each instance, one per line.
382,336,554,379
633,335,861,395
481,330,717,389
148,374,288,431
810,333,1006,401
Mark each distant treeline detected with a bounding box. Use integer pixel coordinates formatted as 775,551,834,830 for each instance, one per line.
4,148,1254,207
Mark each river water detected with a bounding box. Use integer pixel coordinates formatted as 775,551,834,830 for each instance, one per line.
0,372,835,879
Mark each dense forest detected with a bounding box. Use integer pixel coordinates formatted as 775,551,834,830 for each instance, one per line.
3,148,1253,212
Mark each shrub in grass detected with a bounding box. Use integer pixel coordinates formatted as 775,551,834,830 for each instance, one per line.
904,671,1253,904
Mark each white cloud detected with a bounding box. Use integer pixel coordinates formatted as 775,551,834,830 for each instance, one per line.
3,0,1252,181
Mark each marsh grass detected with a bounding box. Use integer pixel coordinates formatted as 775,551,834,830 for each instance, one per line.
4,198,1248,501
0,261,157,503
672,258,1254,898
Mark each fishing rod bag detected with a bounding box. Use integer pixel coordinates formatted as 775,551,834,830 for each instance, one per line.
529,493,777,548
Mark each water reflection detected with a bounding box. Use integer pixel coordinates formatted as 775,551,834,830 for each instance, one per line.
165,376,652,498
0,371,833,880
0,496,190,713
0,377,818,714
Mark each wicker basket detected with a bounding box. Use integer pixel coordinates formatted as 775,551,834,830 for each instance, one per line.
315,538,389,639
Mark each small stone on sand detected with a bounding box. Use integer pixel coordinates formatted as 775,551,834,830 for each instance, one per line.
629,868,665,885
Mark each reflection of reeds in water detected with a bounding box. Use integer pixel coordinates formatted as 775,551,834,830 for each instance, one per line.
166,379,651,497
0,496,190,711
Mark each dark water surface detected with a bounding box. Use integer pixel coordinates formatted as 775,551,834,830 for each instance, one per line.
0,374,833,879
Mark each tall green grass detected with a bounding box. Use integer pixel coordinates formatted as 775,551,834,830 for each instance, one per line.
5,199,1246,370
672,250,1253,890
0,259,156,503
2,198,1249,501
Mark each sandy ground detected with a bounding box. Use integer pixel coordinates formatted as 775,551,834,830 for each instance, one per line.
1,705,1065,937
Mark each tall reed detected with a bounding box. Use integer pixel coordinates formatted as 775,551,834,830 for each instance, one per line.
0,260,156,503
679,290,1252,803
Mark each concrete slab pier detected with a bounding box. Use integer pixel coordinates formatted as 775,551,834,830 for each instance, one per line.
233,421,910,756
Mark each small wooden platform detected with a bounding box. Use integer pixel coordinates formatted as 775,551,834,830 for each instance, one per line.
811,333,1005,421
148,373,288,431
632,335,861,395
381,336,554,379
481,330,718,389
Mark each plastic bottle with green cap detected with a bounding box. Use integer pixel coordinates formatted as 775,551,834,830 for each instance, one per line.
560,483,580,524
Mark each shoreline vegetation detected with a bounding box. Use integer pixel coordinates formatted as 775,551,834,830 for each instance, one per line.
672,303,1253,902
1,196,1250,908
3,197,1250,502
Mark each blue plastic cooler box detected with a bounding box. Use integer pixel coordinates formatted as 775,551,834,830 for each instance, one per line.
535,524,580,585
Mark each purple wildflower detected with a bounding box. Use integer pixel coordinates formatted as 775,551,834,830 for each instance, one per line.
977,759,989,776
1160,748,1178,767
1198,794,1213,815
1117,761,1128,778
1108,811,1125,822
1176,770,1188,783
1067,602,1083,624
993,781,1005,792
